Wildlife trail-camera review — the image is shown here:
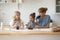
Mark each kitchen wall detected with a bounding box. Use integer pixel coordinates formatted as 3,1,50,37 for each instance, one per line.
0,0,60,26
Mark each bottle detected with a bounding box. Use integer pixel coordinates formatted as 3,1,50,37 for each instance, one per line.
1,22,3,30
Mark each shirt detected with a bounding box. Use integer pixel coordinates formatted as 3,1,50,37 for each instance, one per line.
10,19,24,28
36,15,51,27
26,21,36,28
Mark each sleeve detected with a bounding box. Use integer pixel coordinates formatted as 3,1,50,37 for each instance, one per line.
36,16,40,20
10,19,16,28
10,19,14,27
48,15,51,23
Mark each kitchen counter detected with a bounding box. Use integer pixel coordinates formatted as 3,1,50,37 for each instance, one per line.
0,25,60,37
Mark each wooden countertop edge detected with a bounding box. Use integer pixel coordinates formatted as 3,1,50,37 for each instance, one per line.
0,30,60,35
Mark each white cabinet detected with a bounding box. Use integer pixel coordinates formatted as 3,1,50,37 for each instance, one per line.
0,0,22,4
0,0,5,3
7,0,19,3
56,0,60,14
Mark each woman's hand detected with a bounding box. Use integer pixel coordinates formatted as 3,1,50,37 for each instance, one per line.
35,25,40,29
45,23,50,28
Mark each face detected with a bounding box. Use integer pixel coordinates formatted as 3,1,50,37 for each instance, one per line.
29,16,34,22
39,13,45,17
15,13,20,19
39,11,46,17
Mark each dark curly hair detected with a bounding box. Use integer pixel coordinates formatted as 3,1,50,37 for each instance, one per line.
30,13,35,19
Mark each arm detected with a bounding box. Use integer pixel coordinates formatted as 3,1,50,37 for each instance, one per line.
26,22,33,29
26,22,31,29
10,20,17,28
35,23,50,28
21,22,24,28
45,23,50,28
21,20,24,28
44,15,51,28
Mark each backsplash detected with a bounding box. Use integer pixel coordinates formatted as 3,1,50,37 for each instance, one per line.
0,0,60,26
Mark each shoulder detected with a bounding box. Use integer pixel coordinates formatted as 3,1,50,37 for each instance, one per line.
46,15,50,18
10,19,14,23
46,15,50,17
46,15,51,21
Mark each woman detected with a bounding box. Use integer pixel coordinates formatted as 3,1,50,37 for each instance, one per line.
36,7,51,28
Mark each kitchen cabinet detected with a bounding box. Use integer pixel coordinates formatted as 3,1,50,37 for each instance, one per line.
0,0,22,4
56,0,60,14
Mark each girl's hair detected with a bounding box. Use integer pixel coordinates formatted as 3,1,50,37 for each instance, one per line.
38,7,48,13
15,11,20,15
13,11,21,22
30,13,35,19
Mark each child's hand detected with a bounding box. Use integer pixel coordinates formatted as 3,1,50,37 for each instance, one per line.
26,26,33,29
26,26,30,28
13,23,18,28
15,22,18,25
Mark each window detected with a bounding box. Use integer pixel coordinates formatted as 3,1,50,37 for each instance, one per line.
56,0,60,13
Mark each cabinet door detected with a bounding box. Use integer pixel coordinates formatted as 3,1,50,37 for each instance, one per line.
56,6,60,13
0,0,3,2
12,0,18,3
56,0,60,13
56,0,60,5
12,0,16,3
0,0,5,3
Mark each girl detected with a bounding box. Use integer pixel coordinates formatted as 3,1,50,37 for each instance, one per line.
10,11,24,30
36,7,51,28
26,13,36,29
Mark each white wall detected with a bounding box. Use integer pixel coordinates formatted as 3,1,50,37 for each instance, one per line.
0,0,60,25
0,3,18,25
